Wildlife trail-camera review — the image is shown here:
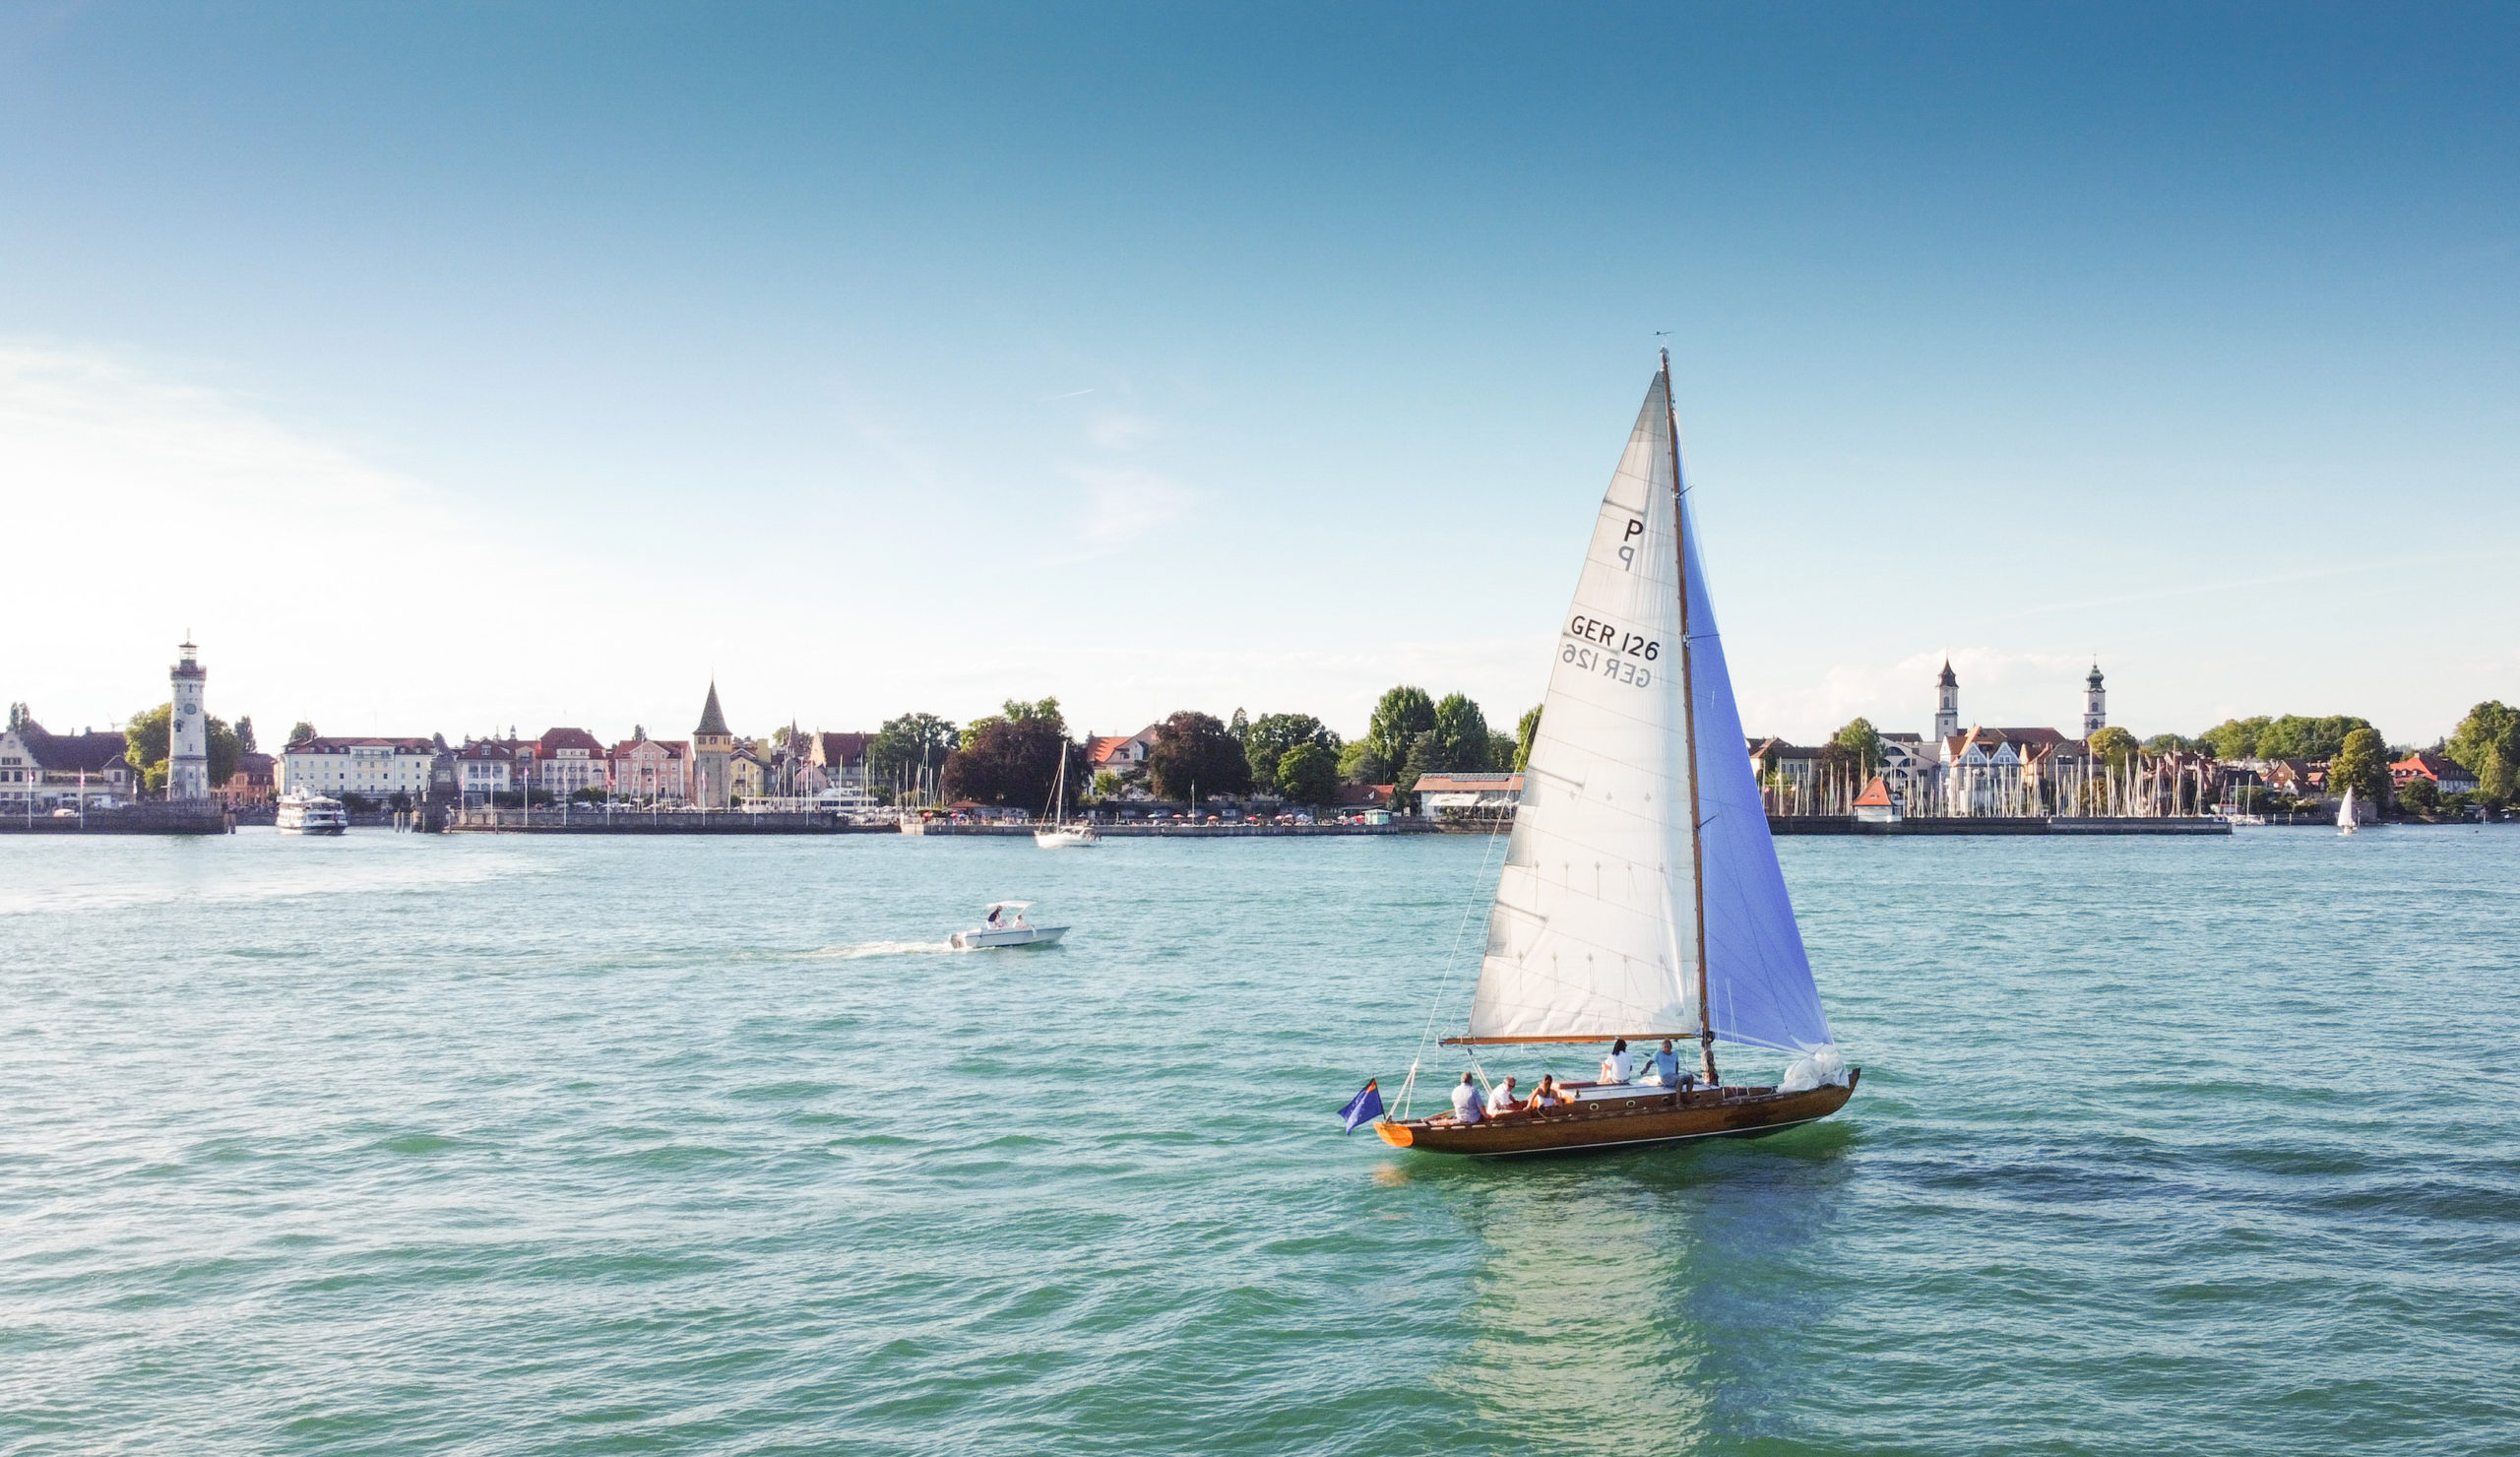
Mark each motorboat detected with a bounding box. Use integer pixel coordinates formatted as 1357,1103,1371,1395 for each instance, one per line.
276,792,349,835
950,902,1069,949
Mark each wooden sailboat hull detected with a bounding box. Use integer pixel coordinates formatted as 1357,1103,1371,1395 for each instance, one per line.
1377,1070,1858,1158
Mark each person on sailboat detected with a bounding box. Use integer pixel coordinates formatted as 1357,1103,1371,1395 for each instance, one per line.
1484,1076,1523,1117
1529,1073,1569,1108
1448,1072,1484,1125
1600,1039,1634,1085
1642,1039,1682,1086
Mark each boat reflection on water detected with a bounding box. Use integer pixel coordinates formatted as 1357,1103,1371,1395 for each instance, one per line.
1394,1124,1858,1448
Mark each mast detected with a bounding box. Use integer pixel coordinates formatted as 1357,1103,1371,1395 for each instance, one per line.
1664,349,1718,1085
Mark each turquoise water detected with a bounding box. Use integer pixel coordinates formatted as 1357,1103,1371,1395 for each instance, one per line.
3,826,2516,1455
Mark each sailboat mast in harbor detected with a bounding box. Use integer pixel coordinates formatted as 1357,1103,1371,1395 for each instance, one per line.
1664,350,1718,1089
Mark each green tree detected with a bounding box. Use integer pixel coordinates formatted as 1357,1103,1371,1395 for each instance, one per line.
1147,710,1252,802
2447,701,2520,806
6,702,29,732
2087,726,2140,771
1090,771,1120,799
2397,775,2439,813
1828,718,1882,779
1228,707,1250,745
2329,727,2390,804
233,716,257,755
124,703,240,792
2200,717,2270,760
286,720,318,747
1338,739,1392,786
1274,740,1340,805
1431,693,1492,772
1514,705,1542,771
1393,729,1439,807
940,701,1076,809
2255,715,2373,762
1244,713,1340,789
868,712,960,794
1366,686,1437,774
2144,733,2200,754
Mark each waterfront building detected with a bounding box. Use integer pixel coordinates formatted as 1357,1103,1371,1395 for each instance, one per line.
1413,771,1523,818
278,736,436,801
1878,731,1936,810
691,683,733,810
2391,751,2479,796
221,752,276,808
533,728,610,796
610,734,686,801
168,638,210,801
729,743,768,802
454,738,515,799
1086,727,1161,777
805,731,875,793
0,722,138,812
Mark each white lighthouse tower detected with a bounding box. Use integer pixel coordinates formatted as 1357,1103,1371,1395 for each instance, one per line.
169,637,210,801
1933,659,1960,744
2082,662,2107,739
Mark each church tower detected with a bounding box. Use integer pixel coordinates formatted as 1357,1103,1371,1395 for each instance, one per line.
1933,659,1959,744
692,680,733,809
2082,663,2107,738
169,637,210,801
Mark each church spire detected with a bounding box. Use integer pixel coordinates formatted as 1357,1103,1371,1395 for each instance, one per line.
696,681,729,737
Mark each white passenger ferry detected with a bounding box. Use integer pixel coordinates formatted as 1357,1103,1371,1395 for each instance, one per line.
275,792,349,835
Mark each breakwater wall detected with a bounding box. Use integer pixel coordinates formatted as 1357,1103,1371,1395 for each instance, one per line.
905,820,1439,838
0,804,230,835
1770,816,2231,836
447,808,897,834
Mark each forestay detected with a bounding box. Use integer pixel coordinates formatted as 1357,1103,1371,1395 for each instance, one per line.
1469,378,1697,1041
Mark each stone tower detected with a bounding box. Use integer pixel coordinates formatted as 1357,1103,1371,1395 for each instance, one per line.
2083,663,2107,738
1933,659,1959,744
692,681,733,809
169,637,210,801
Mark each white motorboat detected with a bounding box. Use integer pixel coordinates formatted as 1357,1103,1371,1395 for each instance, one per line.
950,901,1069,949
276,792,348,835
1035,748,1100,848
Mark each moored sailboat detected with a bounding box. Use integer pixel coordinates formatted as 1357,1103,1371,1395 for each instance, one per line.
1373,356,1856,1157
2337,786,2359,836
1035,744,1100,848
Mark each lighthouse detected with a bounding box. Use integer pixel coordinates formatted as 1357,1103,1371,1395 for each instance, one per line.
169,637,210,801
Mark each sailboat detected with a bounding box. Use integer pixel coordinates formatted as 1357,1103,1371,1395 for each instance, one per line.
1374,356,1856,1157
2337,785,2358,836
1035,745,1100,848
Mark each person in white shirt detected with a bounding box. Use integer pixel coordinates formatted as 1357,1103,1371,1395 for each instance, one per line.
1484,1075,1522,1117
1600,1039,1634,1085
1643,1039,1682,1086
1448,1072,1484,1124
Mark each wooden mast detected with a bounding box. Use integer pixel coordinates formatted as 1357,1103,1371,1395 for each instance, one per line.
1664,350,1718,1086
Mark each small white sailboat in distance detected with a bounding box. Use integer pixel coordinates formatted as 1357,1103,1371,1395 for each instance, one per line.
1036,746,1100,848
950,902,1069,949
2338,786,2359,836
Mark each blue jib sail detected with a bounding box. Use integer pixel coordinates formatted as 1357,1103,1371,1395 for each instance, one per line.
1679,491,1835,1055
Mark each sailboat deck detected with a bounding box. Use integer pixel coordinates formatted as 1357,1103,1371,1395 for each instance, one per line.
1379,1073,1858,1157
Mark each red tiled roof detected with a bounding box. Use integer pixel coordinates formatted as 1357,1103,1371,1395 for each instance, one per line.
1086,734,1139,767
1854,775,1893,807
537,727,605,755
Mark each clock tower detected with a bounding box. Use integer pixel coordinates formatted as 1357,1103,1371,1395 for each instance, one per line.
169,636,210,801
2082,663,2107,739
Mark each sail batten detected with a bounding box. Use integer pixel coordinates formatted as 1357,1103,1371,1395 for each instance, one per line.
1464,368,1834,1055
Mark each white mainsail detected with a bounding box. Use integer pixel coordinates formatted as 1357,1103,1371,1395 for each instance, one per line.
1470,379,1697,1042
1466,366,1836,1057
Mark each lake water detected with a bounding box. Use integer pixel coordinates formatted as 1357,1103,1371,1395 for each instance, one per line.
4,826,2517,1455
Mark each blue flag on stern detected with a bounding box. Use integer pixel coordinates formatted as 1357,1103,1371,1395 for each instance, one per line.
1339,1079,1384,1133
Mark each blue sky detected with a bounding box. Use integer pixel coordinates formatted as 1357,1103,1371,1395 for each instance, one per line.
3,3,2514,747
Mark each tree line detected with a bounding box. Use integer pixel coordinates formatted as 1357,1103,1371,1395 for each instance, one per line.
868,685,1542,812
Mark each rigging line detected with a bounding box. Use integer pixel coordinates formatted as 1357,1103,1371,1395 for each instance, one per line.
1402,794,1517,1111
